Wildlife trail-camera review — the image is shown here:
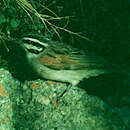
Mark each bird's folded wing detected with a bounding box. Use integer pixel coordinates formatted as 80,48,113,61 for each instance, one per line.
39,51,115,70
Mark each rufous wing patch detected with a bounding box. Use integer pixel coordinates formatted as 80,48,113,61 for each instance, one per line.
40,54,77,68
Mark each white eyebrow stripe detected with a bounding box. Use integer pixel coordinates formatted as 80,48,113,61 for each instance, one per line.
23,37,49,47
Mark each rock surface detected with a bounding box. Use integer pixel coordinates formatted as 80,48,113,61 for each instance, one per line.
0,58,129,130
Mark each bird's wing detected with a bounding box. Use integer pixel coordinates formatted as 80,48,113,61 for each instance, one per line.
39,48,114,70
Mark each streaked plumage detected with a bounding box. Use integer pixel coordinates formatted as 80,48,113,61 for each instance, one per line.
21,34,125,86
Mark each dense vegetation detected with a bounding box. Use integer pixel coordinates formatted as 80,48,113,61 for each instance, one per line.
0,0,129,59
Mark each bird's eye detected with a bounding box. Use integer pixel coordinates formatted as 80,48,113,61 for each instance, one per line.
22,37,48,47
22,39,43,48
26,48,42,54
22,39,45,54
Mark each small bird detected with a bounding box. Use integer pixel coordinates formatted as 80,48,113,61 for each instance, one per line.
20,34,126,86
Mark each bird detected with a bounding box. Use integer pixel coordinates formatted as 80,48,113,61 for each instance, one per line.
19,34,127,86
